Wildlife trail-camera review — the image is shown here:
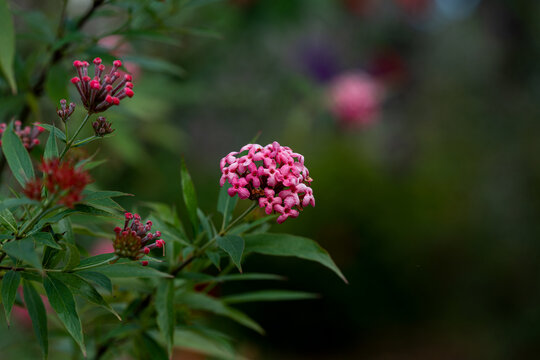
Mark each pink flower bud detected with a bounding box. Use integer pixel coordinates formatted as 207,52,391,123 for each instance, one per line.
71,77,80,84
142,261,149,266
144,247,150,254
93,57,102,65
113,60,122,67
124,88,134,98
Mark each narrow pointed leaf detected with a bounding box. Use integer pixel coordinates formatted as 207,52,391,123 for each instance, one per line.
0,0,16,93
43,275,86,356
243,233,348,283
43,128,58,159
0,208,17,233
76,271,112,294
2,122,35,186
1,270,20,325
156,279,174,356
222,290,318,304
180,158,199,231
216,235,244,272
62,243,80,271
174,328,240,360
49,272,121,320
39,124,66,141
29,232,61,249
23,280,48,359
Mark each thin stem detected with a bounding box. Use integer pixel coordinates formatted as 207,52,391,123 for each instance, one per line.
60,112,91,159
221,202,258,235
17,199,55,237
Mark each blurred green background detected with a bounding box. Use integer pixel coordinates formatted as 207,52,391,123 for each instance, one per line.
4,0,540,358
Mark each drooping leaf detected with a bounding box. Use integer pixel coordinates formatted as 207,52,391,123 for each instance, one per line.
23,280,48,359
43,128,58,160
156,279,174,356
81,189,133,202
43,275,86,356
0,0,16,93
176,292,263,334
217,183,237,228
1,270,20,325
180,158,199,231
1,122,34,186
49,272,120,320
216,235,244,272
76,271,112,294
0,197,39,212
2,238,42,269
243,233,348,283
222,290,318,304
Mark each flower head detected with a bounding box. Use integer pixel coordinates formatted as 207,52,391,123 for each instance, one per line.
220,142,314,224
57,99,76,122
113,212,164,264
39,158,92,207
92,116,115,137
71,58,134,114
328,72,381,128
0,121,44,150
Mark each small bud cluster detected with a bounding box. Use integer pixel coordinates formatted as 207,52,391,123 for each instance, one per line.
0,121,44,150
220,142,315,224
57,99,76,122
24,158,92,207
92,116,115,137
71,58,134,114
113,213,165,265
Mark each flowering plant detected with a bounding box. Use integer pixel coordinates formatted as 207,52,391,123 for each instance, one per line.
0,1,345,359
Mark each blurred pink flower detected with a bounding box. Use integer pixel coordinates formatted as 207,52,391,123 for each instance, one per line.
98,35,141,79
328,72,382,128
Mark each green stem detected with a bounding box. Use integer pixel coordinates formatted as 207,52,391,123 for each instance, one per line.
60,112,91,159
172,202,258,276
17,198,56,237
221,202,258,235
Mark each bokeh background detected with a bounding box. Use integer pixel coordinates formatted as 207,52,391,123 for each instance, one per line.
3,0,540,359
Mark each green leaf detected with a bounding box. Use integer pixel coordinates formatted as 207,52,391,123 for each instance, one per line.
2,238,42,269
1,270,20,325
180,158,199,232
43,128,58,160
183,0,225,10
136,332,168,360
0,0,16,93
215,273,285,282
0,208,17,233
23,280,48,359
57,218,74,243
206,250,221,270
123,55,185,78
45,64,69,103
39,124,66,142
76,271,112,294
216,235,244,272
29,232,61,249
176,292,263,334
81,189,132,202
156,280,174,356
90,262,172,278
1,122,35,186
0,197,39,212
49,272,121,320
174,328,239,360
75,253,116,270
243,233,348,283
222,290,318,304
43,275,86,356
62,243,80,271
217,183,237,228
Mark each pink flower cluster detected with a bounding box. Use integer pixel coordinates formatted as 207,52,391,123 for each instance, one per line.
113,212,164,265
329,72,381,127
0,121,44,150
220,142,315,224
71,58,134,114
